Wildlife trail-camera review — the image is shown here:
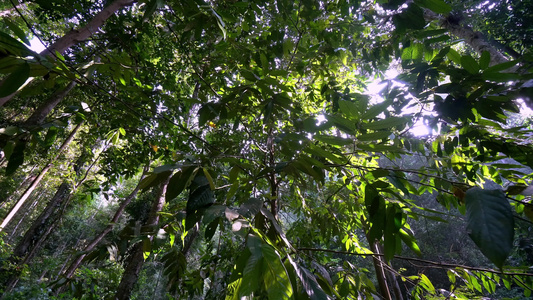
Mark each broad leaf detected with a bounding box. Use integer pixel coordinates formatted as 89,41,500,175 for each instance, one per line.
287,256,329,300
461,55,479,74
314,135,352,146
465,187,514,269
0,62,30,97
262,243,293,300
361,117,409,130
414,0,452,14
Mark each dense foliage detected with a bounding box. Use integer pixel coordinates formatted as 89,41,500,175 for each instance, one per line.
0,0,532,299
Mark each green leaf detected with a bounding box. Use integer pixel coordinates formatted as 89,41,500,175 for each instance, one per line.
6,140,25,175
165,167,197,201
139,171,172,191
0,126,20,136
305,144,344,165
481,72,520,82
401,43,424,61
314,135,352,146
210,8,227,40
287,257,329,300
357,131,391,141
479,51,490,70
44,126,58,148
0,62,30,97
446,48,461,65
186,176,215,213
461,55,479,74
361,116,409,130
4,19,30,45
142,238,152,259
465,187,514,269
484,61,518,73
419,274,436,294
338,100,360,120
0,30,35,57
361,100,391,119
261,243,293,299
393,4,426,30
357,143,403,152
239,236,264,297
414,0,452,14
325,114,356,133
153,164,178,173
399,228,422,256
202,168,216,190
142,0,164,21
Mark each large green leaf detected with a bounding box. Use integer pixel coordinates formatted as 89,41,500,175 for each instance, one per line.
0,30,35,57
262,243,293,299
186,175,215,213
414,0,452,14
393,4,426,31
357,131,391,141
361,116,409,130
287,256,329,300
461,55,479,74
338,100,360,120
5,140,25,175
239,236,264,297
465,187,514,269
314,135,352,146
0,62,30,97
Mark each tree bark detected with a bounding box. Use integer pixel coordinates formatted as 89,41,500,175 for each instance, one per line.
0,122,82,232
114,172,171,300
60,166,149,280
24,81,77,126
423,10,509,66
369,240,392,300
0,0,138,107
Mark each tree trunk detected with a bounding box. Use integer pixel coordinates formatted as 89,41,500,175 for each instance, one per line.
369,240,392,300
0,122,82,231
6,196,39,243
60,166,148,280
114,172,171,300
24,81,77,126
423,10,509,66
0,182,71,294
0,0,138,107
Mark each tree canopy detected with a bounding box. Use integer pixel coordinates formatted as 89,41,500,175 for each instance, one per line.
0,0,532,299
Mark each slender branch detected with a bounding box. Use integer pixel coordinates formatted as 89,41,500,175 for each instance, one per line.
298,247,533,277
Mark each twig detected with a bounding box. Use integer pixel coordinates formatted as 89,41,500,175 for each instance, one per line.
297,247,533,277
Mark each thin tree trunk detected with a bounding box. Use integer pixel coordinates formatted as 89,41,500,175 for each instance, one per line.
0,165,37,208
114,172,171,300
0,122,82,231
376,243,404,300
2,149,102,294
6,195,39,243
0,0,138,107
369,240,392,300
60,166,149,279
10,183,70,259
0,182,71,294
386,266,404,300
24,81,77,126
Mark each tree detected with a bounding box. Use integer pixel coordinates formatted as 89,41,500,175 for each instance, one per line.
1,0,532,299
